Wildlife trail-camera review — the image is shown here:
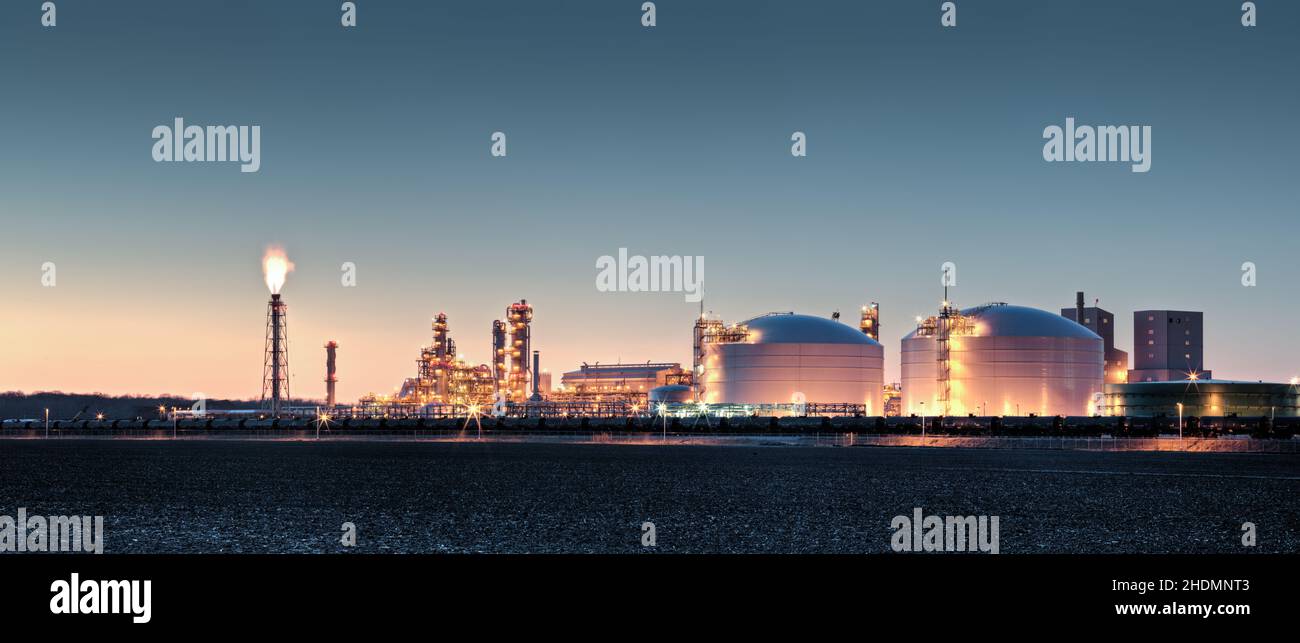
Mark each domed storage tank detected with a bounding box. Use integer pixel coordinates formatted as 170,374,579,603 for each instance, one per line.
901,304,1103,417
700,313,884,412
648,384,693,404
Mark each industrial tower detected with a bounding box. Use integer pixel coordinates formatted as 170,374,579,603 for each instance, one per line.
530,350,543,402
860,302,879,341
493,319,509,400
913,267,972,417
692,312,720,402
506,300,533,402
936,299,957,417
261,293,290,415
415,313,454,402
324,341,338,408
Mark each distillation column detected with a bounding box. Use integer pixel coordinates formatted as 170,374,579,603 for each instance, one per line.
507,300,533,403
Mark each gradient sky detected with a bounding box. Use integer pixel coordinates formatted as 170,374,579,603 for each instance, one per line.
1,0,1297,402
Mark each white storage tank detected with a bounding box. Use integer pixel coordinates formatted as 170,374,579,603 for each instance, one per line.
700,313,885,412
648,384,693,405
901,303,1104,417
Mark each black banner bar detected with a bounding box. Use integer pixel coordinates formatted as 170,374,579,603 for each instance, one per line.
1,554,1288,630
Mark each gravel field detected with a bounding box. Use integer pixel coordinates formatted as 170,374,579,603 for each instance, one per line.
1,440,1296,553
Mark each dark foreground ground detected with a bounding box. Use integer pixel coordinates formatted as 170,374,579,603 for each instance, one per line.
1,440,1296,553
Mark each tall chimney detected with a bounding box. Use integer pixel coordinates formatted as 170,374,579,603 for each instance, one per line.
530,350,542,402
1075,291,1085,328
325,341,338,408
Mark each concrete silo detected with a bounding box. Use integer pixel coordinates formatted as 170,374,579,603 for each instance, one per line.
901,303,1104,417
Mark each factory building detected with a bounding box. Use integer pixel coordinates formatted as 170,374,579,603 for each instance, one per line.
1127,310,1211,382
1105,380,1299,417
560,362,687,395
1060,292,1129,384
902,303,1104,417
695,313,885,410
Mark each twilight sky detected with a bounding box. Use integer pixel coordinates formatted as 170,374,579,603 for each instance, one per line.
1,0,1297,401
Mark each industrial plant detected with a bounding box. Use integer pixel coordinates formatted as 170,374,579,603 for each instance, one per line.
379,301,541,411
223,247,1299,427
3,247,1297,449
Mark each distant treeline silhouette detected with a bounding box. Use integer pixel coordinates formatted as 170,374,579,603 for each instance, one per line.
0,392,318,420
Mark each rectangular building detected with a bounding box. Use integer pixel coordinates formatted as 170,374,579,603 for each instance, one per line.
1127,310,1211,382
560,362,686,395
1061,292,1129,384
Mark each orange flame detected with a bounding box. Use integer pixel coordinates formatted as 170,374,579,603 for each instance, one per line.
262,245,294,294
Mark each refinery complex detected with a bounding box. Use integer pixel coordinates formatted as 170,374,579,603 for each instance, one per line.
238,249,1300,423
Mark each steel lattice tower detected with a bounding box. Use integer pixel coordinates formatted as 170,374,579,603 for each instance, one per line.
936,269,954,417
261,293,290,415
